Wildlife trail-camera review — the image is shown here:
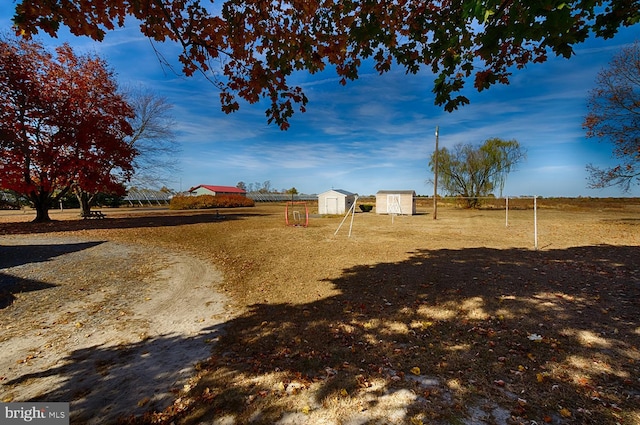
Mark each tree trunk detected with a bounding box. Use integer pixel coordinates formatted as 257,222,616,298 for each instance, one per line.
77,191,92,217
30,191,52,223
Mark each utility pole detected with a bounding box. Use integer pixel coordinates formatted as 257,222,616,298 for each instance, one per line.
433,126,439,220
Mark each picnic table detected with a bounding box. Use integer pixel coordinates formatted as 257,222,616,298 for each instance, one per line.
81,210,106,219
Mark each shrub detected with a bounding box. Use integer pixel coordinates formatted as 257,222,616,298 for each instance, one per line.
359,204,373,212
170,194,255,210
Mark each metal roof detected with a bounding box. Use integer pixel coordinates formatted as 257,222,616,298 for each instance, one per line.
189,185,246,194
319,189,356,197
376,190,416,195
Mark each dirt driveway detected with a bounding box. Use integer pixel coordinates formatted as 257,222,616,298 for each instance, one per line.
0,234,231,424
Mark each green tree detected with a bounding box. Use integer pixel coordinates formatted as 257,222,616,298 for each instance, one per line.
583,41,640,191
286,187,299,201
10,0,639,129
430,138,525,208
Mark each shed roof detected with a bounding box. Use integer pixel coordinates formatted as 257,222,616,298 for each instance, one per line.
319,189,356,196
189,185,246,194
376,190,416,195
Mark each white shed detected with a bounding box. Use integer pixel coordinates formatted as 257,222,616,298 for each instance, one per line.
318,189,356,215
376,190,416,215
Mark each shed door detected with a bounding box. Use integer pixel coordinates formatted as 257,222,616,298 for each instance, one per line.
325,197,339,214
387,194,402,214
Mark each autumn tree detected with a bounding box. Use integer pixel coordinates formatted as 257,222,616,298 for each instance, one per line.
583,41,640,191
0,36,135,222
10,1,640,130
429,138,525,208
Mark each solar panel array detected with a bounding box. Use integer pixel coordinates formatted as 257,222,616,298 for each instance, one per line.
123,188,173,206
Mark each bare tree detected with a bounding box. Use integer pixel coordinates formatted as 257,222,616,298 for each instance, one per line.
126,88,181,189
74,88,180,214
583,42,640,191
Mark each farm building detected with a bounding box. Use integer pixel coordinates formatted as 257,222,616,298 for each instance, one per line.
188,185,246,197
376,190,416,215
318,189,356,215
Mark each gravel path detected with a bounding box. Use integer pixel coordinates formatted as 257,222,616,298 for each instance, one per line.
0,235,231,423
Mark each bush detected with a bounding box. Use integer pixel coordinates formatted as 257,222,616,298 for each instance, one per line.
170,194,255,210
359,204,373,212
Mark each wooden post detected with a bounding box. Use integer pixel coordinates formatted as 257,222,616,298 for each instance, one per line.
534,196,538,250
505,196,509,227
433,126,439,220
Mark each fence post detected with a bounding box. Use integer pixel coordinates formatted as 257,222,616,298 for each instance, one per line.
505,196,509,227
534,196,538,250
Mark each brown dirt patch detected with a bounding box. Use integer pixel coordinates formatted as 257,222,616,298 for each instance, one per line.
1,200,639,424
0,229,231,423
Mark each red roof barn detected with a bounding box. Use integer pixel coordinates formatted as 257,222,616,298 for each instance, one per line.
188,185,246,196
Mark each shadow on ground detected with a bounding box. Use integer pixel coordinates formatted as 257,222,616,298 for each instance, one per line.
4,245,639,424
4,326,226,424
0,241,105,309
0,210,267,235
176,245,640,424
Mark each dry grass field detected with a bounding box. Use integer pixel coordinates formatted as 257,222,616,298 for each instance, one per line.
1,198,639,424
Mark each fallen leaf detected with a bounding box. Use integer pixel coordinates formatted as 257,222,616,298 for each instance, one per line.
559,407,571,417
410,367,421,375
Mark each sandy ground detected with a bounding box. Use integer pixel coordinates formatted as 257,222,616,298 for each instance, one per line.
0,234,232,424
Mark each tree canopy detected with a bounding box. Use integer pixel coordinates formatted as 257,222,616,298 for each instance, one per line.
10,0,640,129
583,41,640,191
430,138,525,207
0,37,135,222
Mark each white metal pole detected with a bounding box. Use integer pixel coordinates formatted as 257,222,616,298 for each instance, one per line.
433,126,439,220
348,195,358,237
534,196,538,250
505,196,509,227
335,198,357,236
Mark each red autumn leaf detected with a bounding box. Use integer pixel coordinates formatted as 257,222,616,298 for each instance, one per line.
0,37,135,222
10,0,638,129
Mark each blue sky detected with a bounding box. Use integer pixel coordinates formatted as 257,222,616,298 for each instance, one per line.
2,5,638,197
